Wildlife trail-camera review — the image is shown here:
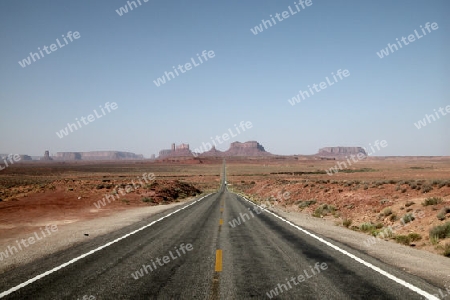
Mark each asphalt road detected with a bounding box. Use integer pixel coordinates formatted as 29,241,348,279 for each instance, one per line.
0,166,443,299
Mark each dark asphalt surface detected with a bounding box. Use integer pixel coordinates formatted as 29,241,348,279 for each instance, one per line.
0,165,442,299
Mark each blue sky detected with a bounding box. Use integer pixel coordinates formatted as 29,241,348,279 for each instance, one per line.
0,0,449,157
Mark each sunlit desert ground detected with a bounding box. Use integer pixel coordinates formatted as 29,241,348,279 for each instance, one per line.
1,156,449,258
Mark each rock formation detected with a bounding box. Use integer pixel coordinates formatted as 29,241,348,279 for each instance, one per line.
40,150,53,161
54,151,143,161
222,141,271,156
192,141,272,157
317,147,367,157
159,143,192,158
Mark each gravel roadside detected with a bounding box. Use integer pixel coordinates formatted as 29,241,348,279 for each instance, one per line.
268,205,450,290
0,199,195,274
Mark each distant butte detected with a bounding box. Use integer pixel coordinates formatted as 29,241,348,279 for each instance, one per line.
159,141,272,158
317,147,367,158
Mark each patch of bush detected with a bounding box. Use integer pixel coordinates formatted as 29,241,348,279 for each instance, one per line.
444,244,450,257
408,233,422,242
390,214,398,222
360,222,375,232
405,201,415,207
380,207,393,217
421,184,433,193
437,207,450,221
298,200,317,209
142,197,156,203
312,204,336,217
429,222,450,240
375,222,384,229
395,235,411,245
371,227,394,239
401,213,415,224
422,197,443,206
343,219,352,227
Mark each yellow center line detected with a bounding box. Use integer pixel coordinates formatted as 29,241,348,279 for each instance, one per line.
215,249,222,272
219,219,223,225
220,208,224,212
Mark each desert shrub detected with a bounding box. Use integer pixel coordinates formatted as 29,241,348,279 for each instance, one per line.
437,207,450,221
421,184,433,193
429,222,450,240
408,233,422,242
405,201,415,207
363,184,368,190
380,207,392,217
343,219,352,227
438,182,446,189
338,189,343,193
377,227,394,239
422,197,443,206
380,199,389,204
444,244,450,257
298,200,317,209
390,214,398,221
401,213,415,224
360,222,375,232
352,185,360,191
142,197,155,203
395,235,411,245
375,222,384,229
313,204,336,217
410,184,418,190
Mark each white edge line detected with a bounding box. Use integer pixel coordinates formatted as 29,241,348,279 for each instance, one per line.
239,195,439,300
0,193,213,298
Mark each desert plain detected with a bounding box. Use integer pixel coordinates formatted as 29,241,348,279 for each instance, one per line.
1,155,449,274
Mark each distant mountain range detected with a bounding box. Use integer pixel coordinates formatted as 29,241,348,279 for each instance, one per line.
3,143,370,161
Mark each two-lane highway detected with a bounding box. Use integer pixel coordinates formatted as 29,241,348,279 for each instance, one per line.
0,164,442,299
